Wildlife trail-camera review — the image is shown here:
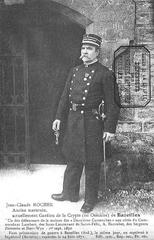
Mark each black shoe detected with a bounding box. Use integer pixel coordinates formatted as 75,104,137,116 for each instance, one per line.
80,202,95,213
51,193,78,202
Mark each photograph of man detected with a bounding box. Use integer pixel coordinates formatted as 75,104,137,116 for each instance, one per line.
52,33,120,213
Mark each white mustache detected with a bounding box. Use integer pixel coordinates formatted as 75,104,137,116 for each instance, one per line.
80,55,89,59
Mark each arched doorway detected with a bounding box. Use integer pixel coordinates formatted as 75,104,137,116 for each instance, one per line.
0,1,91,165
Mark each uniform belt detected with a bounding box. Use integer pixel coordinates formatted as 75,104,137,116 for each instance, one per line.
70,103,98,112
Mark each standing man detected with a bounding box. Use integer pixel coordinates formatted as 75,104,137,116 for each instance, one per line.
52,34,120,213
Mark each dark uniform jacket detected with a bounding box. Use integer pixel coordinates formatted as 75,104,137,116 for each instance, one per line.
55,61,120,164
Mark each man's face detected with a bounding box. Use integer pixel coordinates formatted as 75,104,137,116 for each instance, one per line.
81,44,99,64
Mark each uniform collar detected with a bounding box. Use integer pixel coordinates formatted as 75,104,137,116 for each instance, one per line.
83,59,98,67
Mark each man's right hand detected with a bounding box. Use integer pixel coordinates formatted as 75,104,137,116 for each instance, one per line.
52,119,61,131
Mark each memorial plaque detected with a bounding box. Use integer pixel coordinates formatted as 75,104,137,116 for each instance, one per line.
114,45,151,108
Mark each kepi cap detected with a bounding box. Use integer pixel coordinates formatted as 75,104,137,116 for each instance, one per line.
82,34,102,47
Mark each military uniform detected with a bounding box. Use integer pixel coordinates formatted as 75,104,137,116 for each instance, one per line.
55,61,120,204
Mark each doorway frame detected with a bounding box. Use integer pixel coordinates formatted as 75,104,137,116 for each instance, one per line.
0,0,93,166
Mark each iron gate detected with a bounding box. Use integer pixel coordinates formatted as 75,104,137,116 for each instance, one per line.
0,55,29,165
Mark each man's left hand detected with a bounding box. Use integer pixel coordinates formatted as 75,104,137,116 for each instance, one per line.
103,132,115,142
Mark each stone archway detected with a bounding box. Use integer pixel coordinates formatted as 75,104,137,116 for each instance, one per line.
0,0,92,165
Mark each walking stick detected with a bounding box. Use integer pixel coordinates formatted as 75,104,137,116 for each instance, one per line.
99,101,107,193
103,138,107,192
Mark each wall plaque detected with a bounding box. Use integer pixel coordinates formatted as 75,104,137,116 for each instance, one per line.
114,45,151,108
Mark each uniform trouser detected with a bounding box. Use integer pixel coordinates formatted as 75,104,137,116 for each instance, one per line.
62,161,101,204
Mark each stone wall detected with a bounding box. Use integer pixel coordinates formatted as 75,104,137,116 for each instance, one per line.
114,0,154,185
2,0,154,182
53,0,154,184
53,0,135,67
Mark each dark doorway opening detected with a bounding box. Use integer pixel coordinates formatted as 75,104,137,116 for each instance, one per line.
0,1,85,165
